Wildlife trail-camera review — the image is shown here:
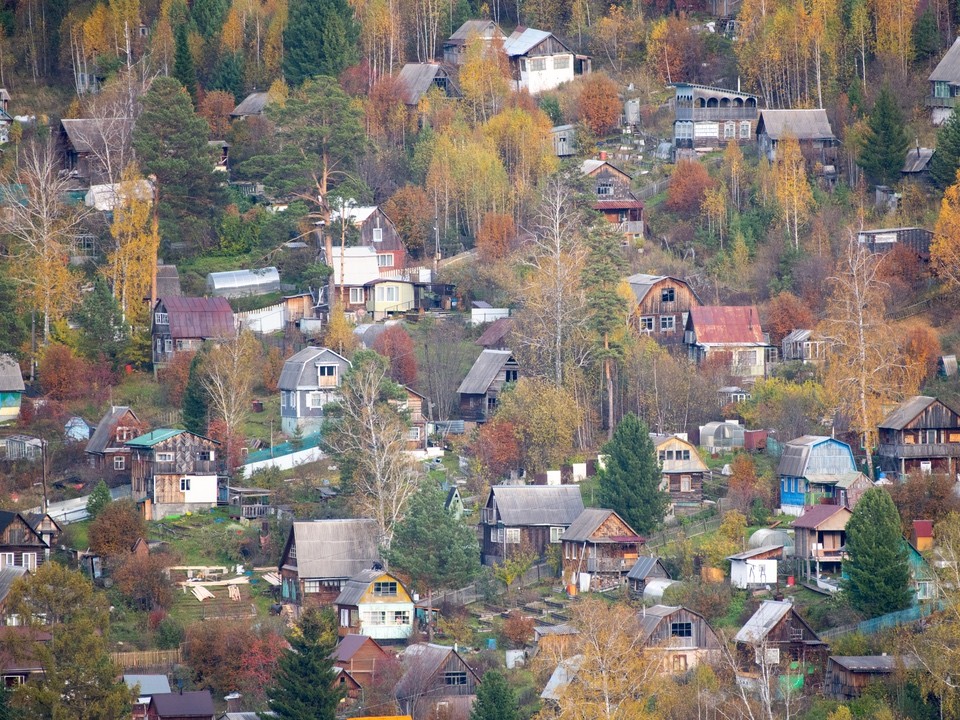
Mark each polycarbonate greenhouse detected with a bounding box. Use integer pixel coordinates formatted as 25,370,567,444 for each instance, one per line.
206,267,280,298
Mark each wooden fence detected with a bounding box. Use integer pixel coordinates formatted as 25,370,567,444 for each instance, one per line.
111,647,182,670
635,176,672,201
431,562,550,608
644,515,723,550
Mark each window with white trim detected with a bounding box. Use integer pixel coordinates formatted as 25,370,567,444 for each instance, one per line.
19,553,35,571
505,528,521,544
550,527,564,543
680,475,692,492
740,121,751,139
375,285,399,302
154,312,168,325
723,121,736,139
349,287,364,304
304,580,320,593
640,316,654,331
114,456,125,470
180,477,191,492
372,227,383,242
377,253,393,267
660,316,675,331
408,426,421,442
307,392,324,409
553,55,570,69
164,339,173,353
529,57,546,71
156,452,174,462
492,527,504,543
0,554,13,568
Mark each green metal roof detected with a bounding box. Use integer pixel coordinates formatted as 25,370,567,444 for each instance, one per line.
126,429,183,447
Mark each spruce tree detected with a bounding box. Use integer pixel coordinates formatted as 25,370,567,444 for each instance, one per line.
844,487,913,617
212,52,245,101
282,0,359,86
596,414,668,535
181,352,208,435
86,480,112,520
191,0,230,39
470,671,518,720
858,86,909,186
75,276,127,367
266,607,345,720
931,110,960,189
173,24,198,105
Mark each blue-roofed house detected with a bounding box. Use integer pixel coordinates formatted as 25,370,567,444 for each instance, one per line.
124,673,171,719
777,436,860,516
0,354,24,425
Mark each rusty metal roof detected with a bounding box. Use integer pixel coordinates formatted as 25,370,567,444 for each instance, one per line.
688,306,764,345
791,504,850,529
160,296,235,340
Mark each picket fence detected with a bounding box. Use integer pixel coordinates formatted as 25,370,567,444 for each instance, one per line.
111,647,182,670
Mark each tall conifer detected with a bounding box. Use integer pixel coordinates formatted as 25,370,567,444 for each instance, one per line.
858,86,909,186
282,0,359,85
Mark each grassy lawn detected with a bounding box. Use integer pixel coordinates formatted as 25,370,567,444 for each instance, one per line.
149,507,247,566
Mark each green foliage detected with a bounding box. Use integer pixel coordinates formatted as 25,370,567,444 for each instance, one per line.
282,0,359,85
858,87,909,186
913,8,940,62
0,271,28,358
844,488,913,617
191,0,230,38
155,617,185,650
931,110,960,189
181,351,209,434
86,480,112,520
75,276,127,367
266,607,345,720
538,94,563,125
470,670,518,720
736,376,826,440
386,483,481,592
596,414,668,535
173,24,198,105
211,52,245,101
583,220,626,349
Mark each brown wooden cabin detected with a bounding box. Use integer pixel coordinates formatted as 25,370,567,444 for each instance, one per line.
878,395,960,480
84,405,145,481
0,626,52,687
561,508,643,592
401,386,428,451
0,512,48,571
734,601,828,684
331,634,392,687
825,656,912,700
580,159,643,240
457,350,520,423
395,643,481,720
637,605,723,673
792,505,852,581
333,666,363,705
480,485,584,566
24,513,61,557
627,274,701,346
627,556,671,598
652,434,708,513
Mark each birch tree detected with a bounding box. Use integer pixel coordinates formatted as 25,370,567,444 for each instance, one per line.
774,134,813,251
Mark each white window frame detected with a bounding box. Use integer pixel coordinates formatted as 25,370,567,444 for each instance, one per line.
304,580,320,594
307,392,325,409
408,426,422,442
550,527,564,543
505,528,521,544
723,121,736,139
640,316,654,332
349,287,364,304
372,227,383,242
740,121,751,139
164,339,173,353
19,553,35,571
553,54,570,69
0,554,13,568
680,475,692,492
113,456,125,471
180,477,191,492
660,316,676,331
377,253,393,267
154,312,168,325
529,57,546,72
156,452,174,462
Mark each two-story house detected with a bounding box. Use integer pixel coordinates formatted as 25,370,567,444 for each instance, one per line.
480,485,584,566
84,406,144,480
628,274,701,347
331,205,408,271
878,395,960,480
637,605,723,673
561,508,644,593
792,505,852,582
0,512,48,570
756,109,837,169
278,347,352,435
684,305,769,381
326,246,382,314
672,83,759,150
151,297,235,368
928,36,960,125
734,600,828,689
400,386,428,450
335,569,415,641
651,434,709,514
278,519,381,607
126,429,220,521
581,159,643,240
443,20,504,66
502,27,590,95
778,435,867,516
395,643,481,720
457,349,520,423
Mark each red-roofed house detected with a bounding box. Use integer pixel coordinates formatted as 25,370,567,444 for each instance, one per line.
151,297,236,367
332,634,391,686
684,306,770,380
911,520,934,552
792,505,852,582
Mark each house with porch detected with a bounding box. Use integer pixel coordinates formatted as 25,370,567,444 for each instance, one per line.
151,297,235,368
126,429,220,521
581,159,643,240
457,349,520,423
278,346,352,435
777,435,861,516
278,519,381,607
503,27,590,95
672,83,759,150
878,395,960,480
480,485,584,566
560,508,644,593
756,109,837,170
684,306,770,380
335,569,415,641
792,505,852,583
627,274,700,346
734,600,828,689
85,406,144,481
652,434,708,514
781,329,827,364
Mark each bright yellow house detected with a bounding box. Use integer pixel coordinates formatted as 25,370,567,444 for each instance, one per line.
335,569,415,641
365,279,415,320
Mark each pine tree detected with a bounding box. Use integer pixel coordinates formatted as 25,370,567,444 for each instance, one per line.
470,671,518,720
266,607,345,720
86,480,112,520
282,0,359,86
173,24,198,105
596,414,668,535
844,487,913,617
931,110,960,189
858,86,909,186
181,351,208,435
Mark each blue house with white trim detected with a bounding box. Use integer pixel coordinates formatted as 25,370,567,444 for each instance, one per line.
778,436,858,516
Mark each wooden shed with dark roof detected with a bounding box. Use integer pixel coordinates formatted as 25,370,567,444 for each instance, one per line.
331,634,391,685
395,63,461,106
85,405,144,479
395,643,481,720
457,349,519,423
146,690,215,720
151,297,235,367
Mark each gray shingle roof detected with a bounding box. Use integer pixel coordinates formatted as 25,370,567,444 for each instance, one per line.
757,109,835,141
931,37,960,83
457,349,512,395
488,485,584,526
626,556,668,581
726,545,783,561
395,63,459,105
902,147,934,174
562,508,639,543
335,569,402,607
828,655,910,672
447,19,503,43
278,347,351,391
85,406,138,456
878,395,950,430
503,27,565,56
734,600,794,643
230,91,270,117
540,654,583,701
637,604,681,643
396,643,478,702
156,265,182,298
286,519,381,579
61,118,133,155
0,566,26,604
0,354,23,393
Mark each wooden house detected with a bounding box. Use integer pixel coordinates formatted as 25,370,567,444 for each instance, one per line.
331,205,408,271
395,643,481,720
0,627,51,686
333,666,363,705
0,511,49,571
457,350,520,423
151,297,235,368
326,246,381,313
445,486,465,520
627,274,700,346
398,386,427,451
335,569,415,641
146,691,215,720
23,513,61,558
125,674,172,720
727,545,782,589
395,63,461,109
734,601,827,689
126,429,220,521
366,278,417,319
903,539,936,603
825,656,912,700
331,634,392,687
928,36,960,125
902,147,934,183
480,485,584,566
857,227,932,262
626,556,671,598
0,354,23,425
684,306,769,380
476,318,513,350
550,124,576,157
84,405,144,480
637,605,723,673
878,395,960,480
672,83,759,150
279,519,382,607
911,520,934,552
502,27,589,95
755,109,837,169
792,505,852,581
777,435,862,516
781,329,827,364
561,508,644,592
278,346,352,435
443,20,505,66
534,624,579,660
581,159,643,240
58,118,134,184
651,434,708,514
230,91,270,119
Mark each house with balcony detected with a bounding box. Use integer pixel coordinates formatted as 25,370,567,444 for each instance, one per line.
734,600,828,689
777,435,864,516
457,349,520,423
684,306,770,381
480,485,584,566
560,508,644,592
278,346,352,435
928,36,960,124
581,159,643,240
637,605,723,673
126,429,220,521
652,434,708,514
335,569,415,641
627,274,701,347
792,505,852,582
878,395,960,480
672,83,759,150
